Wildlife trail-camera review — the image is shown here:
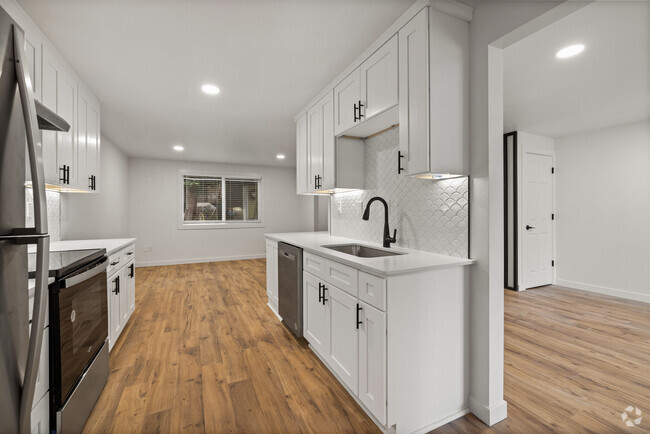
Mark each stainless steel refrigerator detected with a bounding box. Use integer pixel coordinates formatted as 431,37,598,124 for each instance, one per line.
1,6,68,433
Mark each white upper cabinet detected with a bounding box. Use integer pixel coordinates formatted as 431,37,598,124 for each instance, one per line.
78,83,101,192
360,34,398,121
334,70,361,136
8,3,101,192
398,6,469,179
334,35,399,138
303,91,362,194
399,8,430,176
295,113,308,195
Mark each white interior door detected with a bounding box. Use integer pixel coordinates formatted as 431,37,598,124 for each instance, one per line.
521,151,554,289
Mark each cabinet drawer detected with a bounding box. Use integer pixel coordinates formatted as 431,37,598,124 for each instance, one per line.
358,271,386,311
107,251,123,277
122,244,135,263
303,252,326,279
325,260,358,297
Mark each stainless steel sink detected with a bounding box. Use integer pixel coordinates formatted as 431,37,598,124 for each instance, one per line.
322,244,405,258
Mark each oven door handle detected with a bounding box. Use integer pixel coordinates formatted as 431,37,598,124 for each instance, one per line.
62,257,108,288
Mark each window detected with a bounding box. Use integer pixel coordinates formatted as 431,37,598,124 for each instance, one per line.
180,172,263,228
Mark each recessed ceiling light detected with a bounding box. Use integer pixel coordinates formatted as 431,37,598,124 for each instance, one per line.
201,84,220,95
555,44,585,59
173,145,184,152
276,154,286,160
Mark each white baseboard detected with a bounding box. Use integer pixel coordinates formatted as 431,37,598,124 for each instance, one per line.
410,408,470,434
469,396,507,426
135,253,265,268
556,279,650,304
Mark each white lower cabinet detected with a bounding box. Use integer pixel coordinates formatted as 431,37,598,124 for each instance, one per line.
326,284,359,395
303,272,329,355
265,240,279,315
107,243,136,351
303,265,386,424
358,301,386,425
31,392,49,434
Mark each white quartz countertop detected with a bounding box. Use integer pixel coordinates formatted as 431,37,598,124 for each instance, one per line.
47,238,137,255
265,232,474,277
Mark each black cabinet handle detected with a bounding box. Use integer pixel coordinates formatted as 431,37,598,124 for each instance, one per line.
526,225,535,231
398,151,405,174
110,261,119,266
353,102,358,122
314,175,318,190
112,276,120,294
59,165,66,183
318,282,323,303
356,303,362,329
322,285,328,305
65,165,70,184
89,176,93,189
357,100,364,120
116,275,120,294
129,264,135,278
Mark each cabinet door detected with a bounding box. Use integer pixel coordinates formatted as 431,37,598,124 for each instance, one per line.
398,7,430,176
108,273,122,350
41,49,60,185
86,95,100,192
296,113,308,195
327,284,358,394
334,69,361,135
307,101,323,192
57,69,77,186
321,92,335,191
271,246,279,307
360,34,398,120
119,267,129,328
77,86,89,191
303,272,328,356
126,261,136,319
30,392,49,434
23,34,42,101
358,301,386,425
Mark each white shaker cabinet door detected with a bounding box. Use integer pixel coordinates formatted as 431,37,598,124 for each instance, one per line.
303,272,329,356
358,301,387,425
334,69,361,136
326,284,358,395
56,68,77,186
360,34,398,120
398,7,430,176
296,113,308,195
41,49,60,185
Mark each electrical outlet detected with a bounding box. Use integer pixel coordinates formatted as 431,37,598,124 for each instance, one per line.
337,201,343,214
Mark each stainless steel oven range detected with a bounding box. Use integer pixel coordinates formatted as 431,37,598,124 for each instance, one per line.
30,248,109,433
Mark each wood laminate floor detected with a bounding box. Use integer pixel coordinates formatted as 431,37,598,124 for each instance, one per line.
84,260,650,433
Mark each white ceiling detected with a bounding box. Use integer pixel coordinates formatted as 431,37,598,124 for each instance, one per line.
18,0,415,167
504,1,650,139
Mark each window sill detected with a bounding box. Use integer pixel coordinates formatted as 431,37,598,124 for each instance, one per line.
178,221,265,230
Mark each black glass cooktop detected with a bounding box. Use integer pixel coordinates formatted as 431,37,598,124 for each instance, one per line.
28,248,106,279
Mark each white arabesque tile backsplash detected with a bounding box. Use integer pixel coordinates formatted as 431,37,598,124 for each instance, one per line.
330,127,469,258
25,188,61,241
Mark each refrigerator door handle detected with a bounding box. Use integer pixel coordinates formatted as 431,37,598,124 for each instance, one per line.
13,24,48,235
13,25,50,434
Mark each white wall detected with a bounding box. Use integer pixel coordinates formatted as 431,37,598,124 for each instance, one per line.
61,136,129,239
556,120,650,303
468,0,563,425
128,158,314,266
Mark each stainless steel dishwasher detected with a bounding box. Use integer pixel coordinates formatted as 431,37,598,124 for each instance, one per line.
277,242,303,337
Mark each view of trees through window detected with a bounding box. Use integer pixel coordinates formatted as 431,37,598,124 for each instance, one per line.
183,175,259,223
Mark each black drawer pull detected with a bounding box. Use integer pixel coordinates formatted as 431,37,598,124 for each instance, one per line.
356,303,363,329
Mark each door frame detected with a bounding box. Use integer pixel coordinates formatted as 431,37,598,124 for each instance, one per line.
517,144,556,291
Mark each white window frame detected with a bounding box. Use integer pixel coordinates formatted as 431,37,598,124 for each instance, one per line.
177,169,265,230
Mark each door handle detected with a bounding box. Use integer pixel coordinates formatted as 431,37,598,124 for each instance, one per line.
526,225,535,230
356,303,363,329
